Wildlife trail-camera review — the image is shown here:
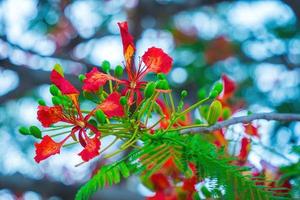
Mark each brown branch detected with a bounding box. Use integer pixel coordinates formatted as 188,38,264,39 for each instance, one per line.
185,113,300,133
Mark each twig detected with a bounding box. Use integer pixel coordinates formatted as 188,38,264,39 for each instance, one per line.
183,113,300,133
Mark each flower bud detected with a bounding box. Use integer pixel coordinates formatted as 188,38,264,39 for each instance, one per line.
50,84,61,96
197,88,206,100
95,110,107,124
155,80,169,90
181,90,188,98
114,65,123,78
29,126,42,139
88,119,98,127
222,107,232,120
19,126,30,135
120,96,127,106
157,73,166,80
37,99,46,106
207,100,222,125
213,82,223,95
52,96,61,105
78,74,86,82
209,90,218,99
144,82,156,98
101,60,110,73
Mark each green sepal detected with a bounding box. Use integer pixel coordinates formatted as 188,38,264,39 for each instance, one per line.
29,126,42,139
144,82,156,98
207,100,222,125
53,63,64,76
19,126,30,135
95,110,107,124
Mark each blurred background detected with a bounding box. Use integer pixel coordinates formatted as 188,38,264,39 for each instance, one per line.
0,0,300,199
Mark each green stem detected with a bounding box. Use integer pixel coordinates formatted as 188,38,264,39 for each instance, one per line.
167,123,209,132
168,93,175,113
178,97,210,117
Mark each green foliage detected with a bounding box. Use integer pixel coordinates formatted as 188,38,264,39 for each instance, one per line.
75,161,131,200
75,132,290,200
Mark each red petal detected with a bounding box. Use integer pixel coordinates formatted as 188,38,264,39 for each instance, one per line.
151,173,171,191
37,106,63,127
78,136,101,162
34,135,63,163
50,70,79,95
221,74,236,99
98,92,124,118
142,47,173,74
244,123,259,137
238,137,251,161
83,67,117,92
118,22,135,62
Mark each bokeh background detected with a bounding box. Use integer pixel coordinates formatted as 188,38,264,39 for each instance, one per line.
0,0,300,199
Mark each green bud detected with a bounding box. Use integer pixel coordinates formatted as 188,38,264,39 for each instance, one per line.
144,82,156,98
155,80,169,90
181,90,188,98
88,119,98,127
50,84,60,96
101,60,110,73
19,126,30,135
114,65,123,78
209,90,218,99
213,82,223,95
52,96,61,105
120,96,127,106
29,126,42,139
207,100,222,125
222,107,232,120
78,74,86,82
95,110,107,124
37,99,46,106
197,88,207,100
157,73,166,80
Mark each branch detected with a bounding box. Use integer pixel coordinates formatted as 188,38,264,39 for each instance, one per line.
185,113,300,133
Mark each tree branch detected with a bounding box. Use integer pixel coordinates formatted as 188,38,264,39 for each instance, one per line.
185,113,300,133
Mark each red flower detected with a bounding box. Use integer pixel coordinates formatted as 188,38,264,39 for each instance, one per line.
98,92,124,118
142,47,173,74
78,135,101,162
50,69,79,95
238,137,251,161
117,21,173,105
83,67,118,92
35,68,102,163
221,74,236,100
151,173,171,191
118,22,135,65
37,106,63,127
244,123,259,137
34,135,63,163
